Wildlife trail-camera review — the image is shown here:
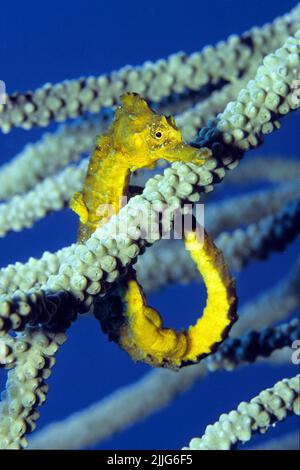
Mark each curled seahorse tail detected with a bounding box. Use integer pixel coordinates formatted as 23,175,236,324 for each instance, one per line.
182,227,238,365
108,225,237,370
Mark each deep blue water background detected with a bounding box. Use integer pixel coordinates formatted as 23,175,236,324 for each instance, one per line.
0,0,299,450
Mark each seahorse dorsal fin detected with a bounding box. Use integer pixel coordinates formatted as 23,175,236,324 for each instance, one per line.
120,92,151,115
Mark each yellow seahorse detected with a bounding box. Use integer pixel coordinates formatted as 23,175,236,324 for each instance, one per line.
71,92,237,369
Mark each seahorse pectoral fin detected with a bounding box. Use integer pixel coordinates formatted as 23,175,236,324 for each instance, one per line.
70,192,89,223
162,143,211,166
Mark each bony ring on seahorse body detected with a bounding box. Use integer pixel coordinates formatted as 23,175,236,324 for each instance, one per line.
95,220,237,370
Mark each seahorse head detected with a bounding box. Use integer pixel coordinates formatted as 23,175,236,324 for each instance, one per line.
112,92,195,170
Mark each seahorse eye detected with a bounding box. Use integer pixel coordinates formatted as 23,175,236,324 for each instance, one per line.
155,131,162,138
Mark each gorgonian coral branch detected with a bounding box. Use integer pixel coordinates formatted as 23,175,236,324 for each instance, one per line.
224,155,300,185
206,318,300,371
232,257,300,336
0,116,105,200
0,328,67,449
207,182,300,235
217,196,300,270
183,374,299,450
252,431,300,450
0,160,88,237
